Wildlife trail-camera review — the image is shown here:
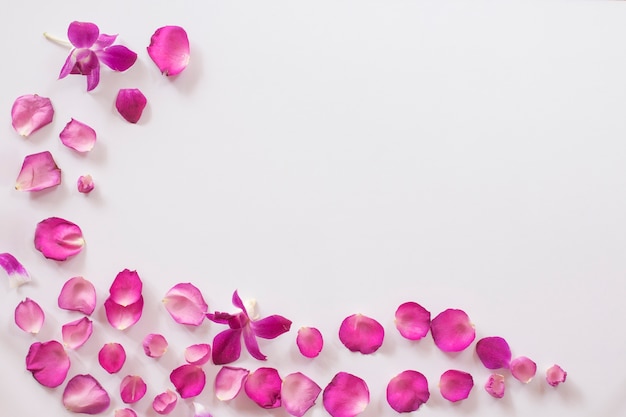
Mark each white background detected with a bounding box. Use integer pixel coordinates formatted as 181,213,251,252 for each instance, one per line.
1,1,625,416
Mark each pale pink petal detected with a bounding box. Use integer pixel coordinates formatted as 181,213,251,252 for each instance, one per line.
98,343,126,374
15,298,44,334
185,343,211,365
59,118,96,152
11,94,54,137
439,370,473,402
120,375,147,403
104,297,144,330
510,356,537,383
153,390,178,415
77,175,95,194
244,367,282,409
109,269,143,306
192,402,212,417
296,326,323,358
215,366,249,401
34,217,84,261
251,314,292,339
546,364,567,387
163,283,208,326
147,26,190,76
62,317,93,349
115,408,137,417
281,372,321,417
58,276,96,315
115,88,147,123
212,328,243,365
430,309,475,352
338,314,384,354
15,151,61,192
476,336,512,369
25,340,70,387
394,302,431,341
68,21,99,48
386,370,429,413
484,374,505,398
171,365,206,398
0,252,31,288
323,372,369,417
63,374,110,414
143,333,168,358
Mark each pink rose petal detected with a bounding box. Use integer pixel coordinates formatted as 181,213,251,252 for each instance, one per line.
394,301,431,341
386,370,429,413
120,375,147,403
59,118,96,152
323,372,370,417
115,88,147,123
281,372,321,417
109,269,143,306
98,343,126,374
244,367,282,409
153,390,178,415
63,374,110,414
104,297,144,330
296,326,323,358
439,369,473,402
338,313,384,354
34,217,84,261
510,356,537,383
163,282,208,326
0,252,31,288
25,340,70,387
15,297,45,334
215,366,250,401
192,402,212,417
170,365,206,398
115,408,137,417
484,373,505,398
476,336,512,369
62,317,94,349
546,364,567,387
58,276,96,315
11,94,54,137
15,151,61,192
147,26,190,76
143,333,168,358
185,343,211,365
430,309,475,352
78,175,95,194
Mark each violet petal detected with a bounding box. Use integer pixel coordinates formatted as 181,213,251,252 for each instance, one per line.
147,26,190,76
62,317,94,349
244,367,282,409
59,118,96,152
63,374,110,414
338,314,384,354
430,309,475,352
296,326,323,358
77,175,95,194
439,370,473,402
98,343,126,374
510,356,537,383
546,364,567,387
215,366,250,401
484,373,505,398
386,370,429,413
120,375,147,403
15,298,44,334
185,343,211,365
476,336,512,369
212,328,243,365
104,297,144,330
0,253,31,288
153,390,178,415
281,372,321,417
251,314,292,339
58,276,96,315
115,88,147,123
34,217,84,261
323,372,370,417
143,333,168,358
170,365,206,398
394,301,431,341
15,151,61,192
11,94,54,137
163,282,208,326
25,340,70,387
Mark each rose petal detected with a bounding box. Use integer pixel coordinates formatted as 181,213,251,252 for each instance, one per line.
98,45,137,71
439,370,473,402
430,309,475,352
11,94,54,137
281,372,321,417
60,118,96,152
147,26,190,76
15,151,61,192
192,402,213,417
296,326,323,358
0,253,31,288
15,298,45,334
244,367,282,409
215,366,250,401
120,375,147,403
58,276,96,315
395,301,431,341
109,269,142,306
153,390,178,415
251,314,292,339
104,297,144,330
484,373,505,398
338,314,384,354
68,21,99,48
25,340,70,387
62,317,94,349
185,343,211,365
34,217,84,261
163,283,208,326
170,365,206,398
115,88,147,123
212,328,243,365
143,333,168,358
77,175,95,194
323,372,369,417
63,374,110,414
98,343,126,374
386,370,429,413
510,356,537,383
115,408,137,417
476,336,512,369
546,364,567,387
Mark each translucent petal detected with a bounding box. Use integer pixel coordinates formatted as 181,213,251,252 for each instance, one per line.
15,298,44,334
296,326,323,358
215,366,249,401
109,269,143,306
322,372,370,417
386,370,429,413
251,314,292,339
484,373,505,398
476,336,512,369
77,175,95,194
34,217,84,261
147,26,190,76
244,367,282,409
143,333,168,358
185,343,211,365
439,370,473,402
153,390,178,415
120,375,147,403
281,372,321,417
98,343,126,374
0,253,31,288
58,276,96,315
546,364,567,387
394,301,431,341
60,118,96,152
163,282,208,326
15,151,61,192
338,314,384,354
68,21,99,48
170,365,206,398
63,374,110,414
115,408,137,417
212,328,243,365
25,340,70,387
510,356,537,383
115,88,147,123
104,297,144,330
11,94,54,137
98,45,137,71
430,309,475,352
62,317,94,349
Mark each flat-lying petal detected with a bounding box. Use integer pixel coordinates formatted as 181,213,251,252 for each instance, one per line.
116,88,147,123
0,253,31,288
386,370,429,413
439,370,473,402
60,118,96,152
143,333,168,358
109,269,143,306
546,364,567,387
251,314,292,339
147,26,190,76
68,21,99,48
212,328,243,365
25,340,70,387
296,326,323,358
63,374,110,414
323,372,369,417
104,297,144,330
15,298,45,334
11,94,54,137
34,217,84,261
120,375,147,403
58,276,96,315
281,372,321,417
510,356,537,383
98,45,137,71
163,283,208,326
62,317,93,349
193,402,212,417
77,175,95,194
484,374,505,398
98,343,126,374
394,302,431,341
185,343,211,365
476,336,512,369
430,309,475,352
215,366,249,401
115,408,137,417
153,390,178,415
171,365,206,398
15,151,61,191
244,367,282,409
338,314,384,354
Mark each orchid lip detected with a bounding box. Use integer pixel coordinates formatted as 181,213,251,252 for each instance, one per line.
0,253,31,288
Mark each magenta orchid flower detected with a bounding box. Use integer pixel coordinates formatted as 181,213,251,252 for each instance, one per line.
147,26,190,76
15,151,61,192
0,253,31,288
62,374,110,414
11,94,54,137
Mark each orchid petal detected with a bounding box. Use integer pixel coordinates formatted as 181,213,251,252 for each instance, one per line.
98,45,137,71
476,336,512,369
59,52,76,79
25,340,70,387
58,276,96,315
0,253,31,288
215,366,250,401
115,409,137,417
484,373,505,398
386,370,429,413
243,325,266,360
98,343,126,374
510,356,537,383
281,372,321,417
546,364,567,387
115,88,147,123
60,118,96,152
77,175,95,194
68,22,99,48
244,367,282,409
338,314,384,354
147,26,190,76
34,217,84,261
15,151,61,192
185,343,211,365
62,317,93,349
296,326,323,358
15,298,45,334
109,269,142,306
163,283,208,326
63,374,110,414
153,390,178,415
231,290,247,314
143,333,168,358
439,370,473,402
323,372,369,417
85,58,101,91
11,94,54,137
212,328,243,365
94,33,117,49
104,297,143,330
394,301,431,341
170,365,206,398
251,314,292,339
430,309,475,352
120,375,147,403
192,402,212,417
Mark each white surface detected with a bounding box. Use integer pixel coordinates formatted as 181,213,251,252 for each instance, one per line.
1,1,625,416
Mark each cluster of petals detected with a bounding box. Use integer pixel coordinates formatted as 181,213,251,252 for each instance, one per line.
185,343,211,365
116,88,147,123
58,276,96,315
34,217,84,261
0,253,31,288
63,374,110,414
143,333,168,358
104,269,143,330
510,356,537,383
476,336,512,369
323,372,370,417
546,364,567,387
62,317,93,349
163,282,208,326
386,370,429,413
439,369,474,402
430,308,475,352
77,175,95,194
147,26,190,76
15,151,61,192
484,373,505,398
25,340,70,387
296,326,324,358
15,298,45,334
60,118,96,152
153,389,178,415
98,343,126,373
170,365,206,398
11,94,54,137
120,375,147,403
338,313,384,354
394,301,431,340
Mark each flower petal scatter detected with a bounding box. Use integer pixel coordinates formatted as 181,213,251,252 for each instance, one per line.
323,372,370,417
484,373,505,398
147,26,190,76
386,370,430,413
120,375,147,404
104,269,143,330
15,298,45,333
11,94,54,137
546,364,567,387
338,313,384,354
439,370,474,402
0,253,31,288
98,343,126,374
244,367,282,409
281,372,321,417
58,276,96,315
430,308,475,352
59,118,96,152
163,283,208,326
62,374,110,414
34,217,84,261
62,317,93,349
215,366,250,401
296,326,323,358
394,301,431,341
25,340,70,388
510,356,537,383
143,333,168,358
153,390,178,415
170,365,206,398
185,343,211,365
476,336,512,369
115,88,147,123
15,151,61,192
77,174,95,194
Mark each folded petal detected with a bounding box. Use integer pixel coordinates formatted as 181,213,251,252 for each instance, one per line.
104,297,143,330
109,269,143,306
58,276,96,315
163,283,208,326
251,314,292,339
147,26,190,76
439,370,473,402
323,372,369,417
394,301,431,341
25,340,70,387
115,409,137,417
63,374,110,414
62,317,94,349
11,94,54,137
338,314,384,354
215,366,250,401
510,356,537,383
281,372,321,417
244,367,282,409
484,373,505,398
430,309,475,352
15,151,61,192
34,217,84,261
296,326,323,358
60,118,96,152
15,298,45,333
476,336,512,369
77,175,95,194
212,328,243,365
98,45,137,71
143,333,168,358
98,343,126,374
115,88,147,123
0,253,31,288
68,21,99,48
171,365,206,398
153,390,178,415
185,343,211,365
120,375,147,403
546,364,567,387
386,370,429,413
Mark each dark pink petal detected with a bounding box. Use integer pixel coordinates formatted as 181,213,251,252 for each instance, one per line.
15,298,44,333
109,269,143,306
476,336,512,369
251,314,292,339
147,26,190,76
192,402,212,417
15,151,61,192
170,365,206,398
244,367,282,409
120,375,147,403
546,364,567,387
143,333,168,358
62,317,93,349
58,276,96,315
25,340,70,387
153,390,178,415
185,343,211,365
63,374,110,414
243,325,267,360
0,253,31,288
386,370,429,413
430,309,475,352
77,175,95,194
60,119,96,152
85,60,101,92
338,314,384,354
115,88,147,123
163,283,208,326
98,45,137,71
68,21,99,48
94,33,117,49
104,297,144,330
394,302,431,341
115,408,137,417
323,372,369,417
11,94,54,137
439,370,473,402
215,366,250,401
510,356,537,383
98,343,126,373
296,326,323,358
484,373,505,398
212,328,243,365
281,372,321,417
34,217,84,261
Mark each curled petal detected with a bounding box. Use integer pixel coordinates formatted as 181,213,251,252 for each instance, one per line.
98,45,137,71
98,343,126,374
215,366,250,401
60,118,96,152
147,26,190,76
15,298,45,334
439,370,473,402
58,276,96,315
163,282,208,326
104,297,143,330
77,175,95,194
143,333,168,358
546,364,567,387
115,88,147,123
484,374,505,398
296,326,323,358
510,356,537,383
68,21,99,48
185,343,211,365
120,375,147,403
170,365,206,398
192,402,212,417
430,309,475,352
25,340,70,387
62,317,94,349
34,217,84,261
15,151,61,192
153,390,178,415
115,409,137,417
386,370,429,413
63,374,110,414
212,328,243,365
394,301,431,341
0,253,31,288
323,372,369,417
11,94,54,137
251,314,292,339
338,314,384,354
244,367,282,409
109,269,142,306
281,372,321,417
476,336,512,369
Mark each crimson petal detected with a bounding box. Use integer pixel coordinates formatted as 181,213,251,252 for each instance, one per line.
60,118,96,152
11,94,54,137
58,276,96,315
476,336,512,369
281,372,321,417
0,253,31,288
394,301,431,341
170,365,206,398
15,298,45,334
430,309,475,352
34,217,84,261
63,374,110,414
296,326,323,358
115,88,147,123
163,282,208,326
386,370,429,413
120,375,147,403
26,340,70,387
15,151,61,192
147,26,190,76
98,343,126,374
439,370,473,402
244,367,282,409
338,314,384,354
323,372,369,417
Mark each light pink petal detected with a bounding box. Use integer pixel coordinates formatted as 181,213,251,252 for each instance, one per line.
68,21,99,48
244,367,282,409
153,390,178,415
484,373,505,398
386,370,429,413
98,343,126,374
192,402,213,417
395,301,431,341
59,119,96,152
97,45,137,71
0,253,31,288
281,372,321,417
115,408,137,417
185,343,211,365
11,94,54,137
215,366,250,401
62,317,93,349
296,326,323,358
546,364,567,387
439,370,473,402
476,336,512,369
212,328,243,365
77,175,95,194
251,314,292,339
58,276,96,315
109,269,143,306
15,298,44,333
170,365,206,398
510,356,537,383
147,26,190,76
143,333,168,358
15,151,61,192
115,88,147,123
63,374,110,414
323,372,369,417
430,309,475,352
120,375,147,403
163,282,208,326
34,217,84,261
104,297,144,330
338,314,384,354
25,340,70,387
